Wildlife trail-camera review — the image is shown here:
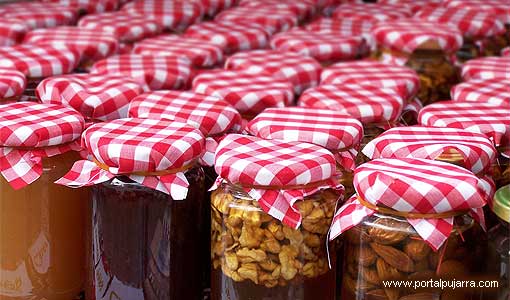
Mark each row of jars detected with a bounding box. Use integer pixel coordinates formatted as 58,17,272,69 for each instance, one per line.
1,98,509,300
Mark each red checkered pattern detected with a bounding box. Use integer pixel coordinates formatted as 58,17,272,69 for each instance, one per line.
415,6,506,38
91,54,192,90
0,2,78,29
503,47,510,56
78,12,162,43
0,102,84,189
134,35,223,68
215,6,298,34
321,60,420,101
212,134,343,229
122,0,203,31
41,0,120,13
330,158,487,250
331,3,412,22
36,73,145,121
56,118,205,199
193,0,237,17
128,90,242,166
192,69,294,115
0,19,28,47
418,101,510,148
0,45,80,79
239,0,317,21
362,126,497,175
184,21,270,54
461,56,510,81
24,27,119,62
446,0,510,24
0,68,26,99
299,84,404,124
270,29,364,63
451,79,510,106
372,20,463,65
379,0,443,14
246,107,363,170
226,50,322,95
304,17,375,36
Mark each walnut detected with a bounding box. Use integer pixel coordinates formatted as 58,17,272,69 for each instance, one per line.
260,238,281,254
279,245,299,280
236,248,267,263
225,252,239,271
283,226,304,246
243,210,263,227
238,263,259,284
297,201,315,217
303,232,321,248
239,224,263,248
211,190,233,214
301,244,318,261
267,222,285,240
259,260,279,272
302,262,317,278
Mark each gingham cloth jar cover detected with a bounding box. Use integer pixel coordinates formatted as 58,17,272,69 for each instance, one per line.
0,102,85,190
245,107,363,171
238,0,317,22
0,69,26,100
0,19,28,47
461,56,510,81
90,54,192,90
41,0,120,14
23,27,119,64
0,45,81,79
78,11,163,43
192,69,294,118
226,50,321,95
329,158,488,251
503,47,510,56
270,29,365,63
196,0,237,17
56,118,205,200
36,73,145,122
0,2,78,30
331,3,412,22
212,134,343,228
451,79,510,106
133,35,224,68
446,0,510,25
371,19,463,65
184,21,270,54
122,0,203,32
128,90,242,166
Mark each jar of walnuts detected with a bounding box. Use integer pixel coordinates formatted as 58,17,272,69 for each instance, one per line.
330,158,489,300
210,134,343,300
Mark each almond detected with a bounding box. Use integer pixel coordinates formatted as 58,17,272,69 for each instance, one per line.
371,243,415,273
368,219,411,245
404,239,431,261
376,258,402,281
363,267,381,285
357,246,378,267
366,289,389,300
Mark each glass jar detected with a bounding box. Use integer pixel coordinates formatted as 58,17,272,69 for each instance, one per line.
457,35,509,63
0,151,87,300
89,166,205,300
487,185,510,300
210,183,339,300
405,48,460,106
341,212,486,300
357,124,389,164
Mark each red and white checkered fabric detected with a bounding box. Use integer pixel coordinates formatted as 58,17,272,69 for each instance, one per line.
133,35,223,68
0,69,26,99
226,50,322,95
451,79,510,106
78,12,162,43
0,19,28,47
192,69,294,116
0,102,84,189
36,73,145,122
215,6,298,34
24,27,119,63
503,47,510,56
446,0,510,24
362,126,497,175
212,134,343,229
0,2,78,29
299,84,404,124
303,17,375,36
270,29,364,63
0,45,80,79
330,158,488,250
56,118,204,199
122,0,203,32
419,101,510,148
331,3,412,22
321,60,420,101
91,54,192,90
128,90,242,166
379,0,442,14
461,56,510,81
415,6,506,39
193,0,237,17
40,0,120,13
239,0,317,22
372,20,463,65
184,21,270,54
246,107,363,170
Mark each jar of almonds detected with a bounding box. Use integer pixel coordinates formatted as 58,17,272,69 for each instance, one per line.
210,134,343,300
